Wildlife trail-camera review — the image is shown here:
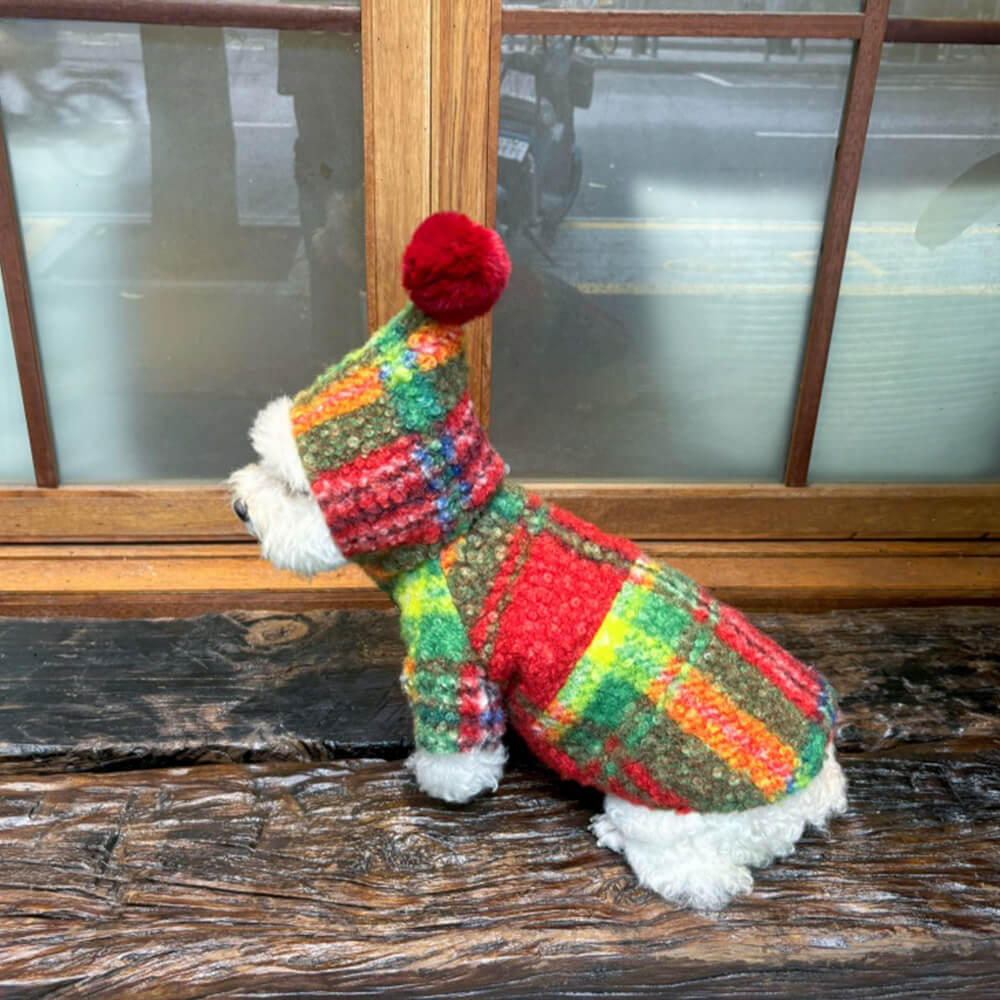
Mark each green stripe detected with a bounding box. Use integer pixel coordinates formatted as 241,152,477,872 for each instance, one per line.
296,392,405,473
395,561,471,662
443,486,527,635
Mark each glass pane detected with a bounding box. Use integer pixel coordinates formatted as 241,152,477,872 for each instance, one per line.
504,2,861,11
810,46,1000,483
890,1,1000,16
491,36,853,479
0,19,365,483
0,292,35,483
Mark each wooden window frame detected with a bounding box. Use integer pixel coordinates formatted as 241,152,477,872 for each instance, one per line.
2,0,999,613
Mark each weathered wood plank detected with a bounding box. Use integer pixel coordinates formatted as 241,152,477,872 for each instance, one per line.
0,754,997,998
0,611,410,770
1,608,998,773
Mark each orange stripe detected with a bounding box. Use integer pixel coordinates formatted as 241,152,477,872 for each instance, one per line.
644,655,684,706
407,325,464,371
440,539,460,574
664,668,798,799
291,365,383,435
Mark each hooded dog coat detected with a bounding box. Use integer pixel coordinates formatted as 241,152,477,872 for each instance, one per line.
288,213,837,814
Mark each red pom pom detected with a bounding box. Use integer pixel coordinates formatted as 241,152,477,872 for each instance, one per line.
402,212,511,325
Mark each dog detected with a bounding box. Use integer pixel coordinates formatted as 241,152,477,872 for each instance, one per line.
229,211,847,910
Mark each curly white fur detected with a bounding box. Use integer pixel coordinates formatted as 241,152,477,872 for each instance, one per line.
228,463,347,577
591,743,848,911
250,396,312,495
229,396,346,577
406,747,507,804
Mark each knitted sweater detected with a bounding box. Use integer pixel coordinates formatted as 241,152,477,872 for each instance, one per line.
291,303,837,815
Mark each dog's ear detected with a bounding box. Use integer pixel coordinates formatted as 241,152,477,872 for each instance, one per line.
250,396,311,494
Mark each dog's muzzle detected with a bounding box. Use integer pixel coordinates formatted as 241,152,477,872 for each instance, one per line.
232,498,250,523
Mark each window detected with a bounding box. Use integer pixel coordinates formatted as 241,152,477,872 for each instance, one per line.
2,0,998,608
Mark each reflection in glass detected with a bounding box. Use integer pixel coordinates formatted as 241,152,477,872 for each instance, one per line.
491,34,852,480
811,46,1000,482
0,19,365,483
0,292,35,483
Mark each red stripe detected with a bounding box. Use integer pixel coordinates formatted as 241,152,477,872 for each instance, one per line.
510,701,594,789
312,448,427,525
734,615,823,698
465,448,505,507
443,395,505,506
338,495,443,554
621,759,692,812
443,393,477,442
458,663,486,751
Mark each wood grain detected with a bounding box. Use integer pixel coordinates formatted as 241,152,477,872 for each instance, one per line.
537,482,1000,541
501,10,867,39
430,0,502,428
4,484,999,543
0,607,997,773
0,116,58,488
362,0,431,328
885,18,1000,45
0,1,362,30
3,540,1000,617
0,752,997,998
0,610,408,770
784,0,890,487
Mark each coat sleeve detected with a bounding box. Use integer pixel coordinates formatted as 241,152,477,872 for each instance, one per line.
393,559,505,756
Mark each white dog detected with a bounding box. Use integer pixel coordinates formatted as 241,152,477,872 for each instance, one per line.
230,212,847,910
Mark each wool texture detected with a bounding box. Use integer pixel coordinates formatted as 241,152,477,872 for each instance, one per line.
290,297,837,814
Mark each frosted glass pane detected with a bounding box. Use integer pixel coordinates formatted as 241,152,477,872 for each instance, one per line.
0,293,35,483
810,47,1000,483
0,19,364,483
491,37,852,480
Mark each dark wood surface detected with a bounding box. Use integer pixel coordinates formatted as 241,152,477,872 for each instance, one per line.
0,757,997,997
0,606,997,996
1,607,998,772
0,610,410,770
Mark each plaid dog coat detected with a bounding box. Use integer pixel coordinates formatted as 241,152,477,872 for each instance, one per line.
291,300,837,814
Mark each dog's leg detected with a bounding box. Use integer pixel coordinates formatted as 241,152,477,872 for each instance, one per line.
592,744,847,910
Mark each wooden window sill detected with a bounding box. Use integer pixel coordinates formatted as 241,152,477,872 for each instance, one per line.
2,539,999,617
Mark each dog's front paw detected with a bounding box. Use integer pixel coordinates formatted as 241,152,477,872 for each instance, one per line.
405,746,507,804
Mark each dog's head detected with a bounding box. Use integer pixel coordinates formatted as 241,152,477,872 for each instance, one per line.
228,395,347,577
229,212,511,576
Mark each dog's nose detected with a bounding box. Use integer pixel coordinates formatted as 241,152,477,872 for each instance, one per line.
232,499,250,522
